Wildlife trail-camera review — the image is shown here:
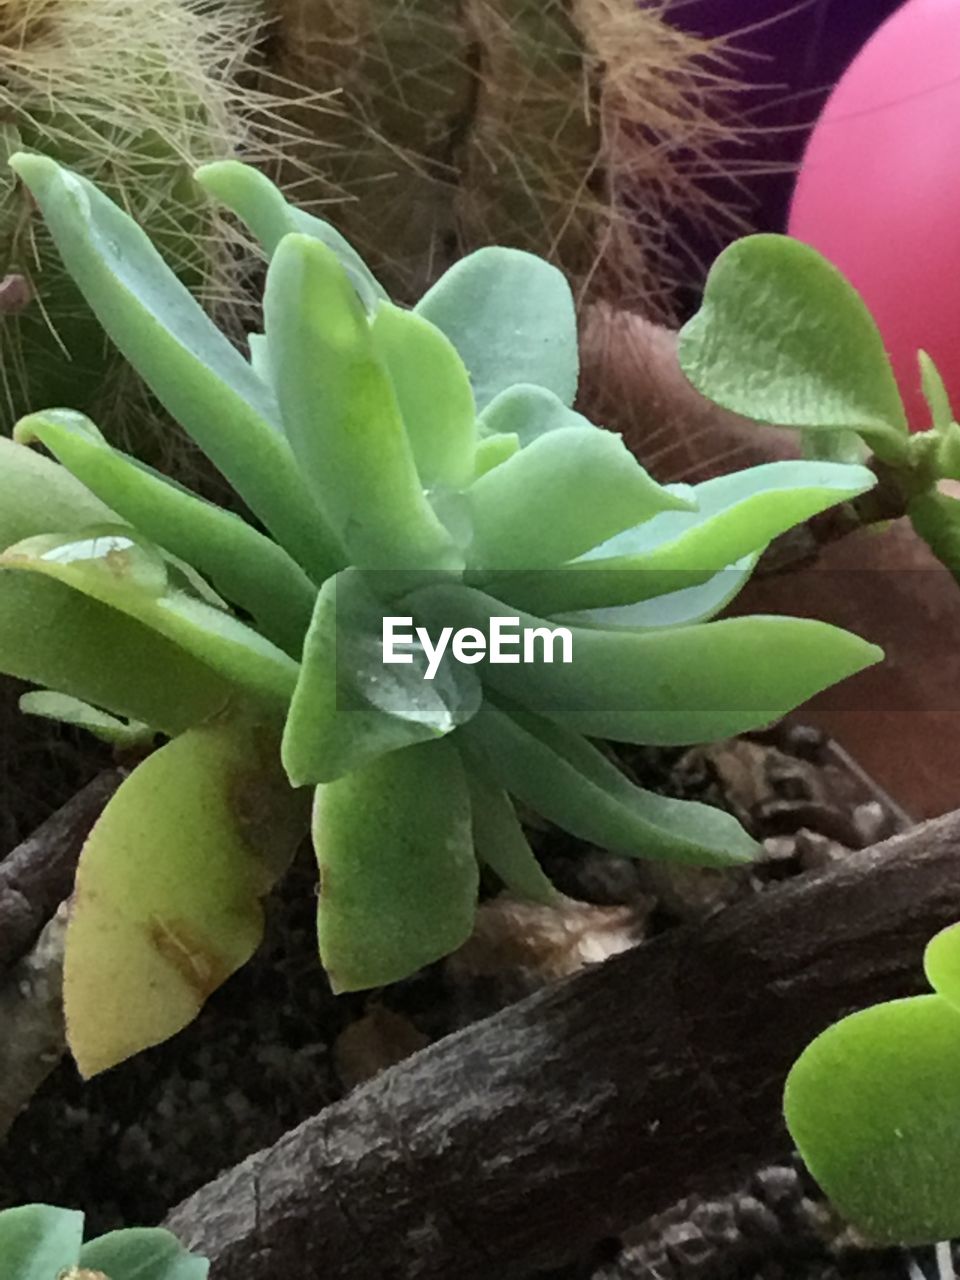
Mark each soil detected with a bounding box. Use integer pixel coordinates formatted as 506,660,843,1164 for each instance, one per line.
0,720,926,1279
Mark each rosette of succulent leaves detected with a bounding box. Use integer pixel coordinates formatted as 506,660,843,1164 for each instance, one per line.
0,152,881,1077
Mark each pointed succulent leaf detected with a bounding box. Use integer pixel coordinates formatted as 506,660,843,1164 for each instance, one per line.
16,411,315,656
784,994,960,1244
679,235,909,461
466,428,693,570
908,490,960,582
19,690,153,747
473,432,521,476
457,701,757,867
370,301,477,489
8,152,341,582
923,922,960,1013
264,234,460,574
0,1204,84,1280
65,720,309,1077
477,384,595,446
195,159,388,310
413,584,881,745
0,436,113,551
0,572,235,735
467,773,559,905
416,247,578,410
919,350,955,433
1,529,298,708
282,570,481,785
79,1229,208,1280
559,556,758,630
313,740,477,991
501,460,876,615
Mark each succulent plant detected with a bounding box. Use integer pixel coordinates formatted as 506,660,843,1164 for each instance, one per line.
0,1203,207,1280
0,151,881,1076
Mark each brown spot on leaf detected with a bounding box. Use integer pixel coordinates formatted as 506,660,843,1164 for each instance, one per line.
0,273,32,313
147,915,232,1001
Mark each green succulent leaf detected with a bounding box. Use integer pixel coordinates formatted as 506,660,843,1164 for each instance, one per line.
282,570,481,786
313,740,477,991
370,301,477,490
19,690,153,747
263,234,460,575
466,428,693,571
784,994,960,1245
0,1204,84,1280
923,922,960,1014
64,720,309,1077
1,529,298,708
919,350,955,433
416,247,578,410
679,234,909,461
0,572,235,735
473,432,521,476
908,490,960,582
8,152,342,582
79,1229,208,1280
467,773,559,905
0,436,113,552
458,701,758,867
559,556,758,630
194,159,388,310
15,411,315,656
477,383,595,446
502,460,876,615
413,584,880,744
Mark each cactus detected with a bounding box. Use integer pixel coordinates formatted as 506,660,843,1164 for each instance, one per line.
268,0,739,314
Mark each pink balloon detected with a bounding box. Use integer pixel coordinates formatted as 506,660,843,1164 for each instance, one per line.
789,0,960,430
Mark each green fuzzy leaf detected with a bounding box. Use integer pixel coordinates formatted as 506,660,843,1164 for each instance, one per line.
784,994,960,1244
282,570,481,785
194,160,388,310
923,923,960,1014
501,460,876,615
0,436,113,552
80,1229,208,1280
313,740,477,991
559,557,757,630
473,432,521,476
263,234,460,575
0,572,235,736
919,350,955,433
467,773,559,905
679,235,909,461
370,301,477,489
413,584,881,745
64,720,309,1076
458,701,757,866
19,690,153,747
1,529,298,709
908,490,960,582
466,428,692,570
416,247,578,410
0,1204,84,1280
16,411,315,656
477,383,595,446
9,152,342,582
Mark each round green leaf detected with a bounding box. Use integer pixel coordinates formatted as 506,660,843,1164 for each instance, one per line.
0,1204,83,1280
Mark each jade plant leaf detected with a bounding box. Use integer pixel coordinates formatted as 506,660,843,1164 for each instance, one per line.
263,233,460,575
0,572,235,735
1,529,298,708
467,773,559,905
15,411,315,656
466,428,693,570
413,584,881,745
312,739,477,991
370,302,477,490
282,569,481,785
784,994,960,1244
500,460,877,615
19,690,152,747
678,235,909,461
0,1204,84,1280
194,159,388,310
458,701,758,867
416,246,579,410
8,152,342,583
64,720,309,1077
79,1229,208,1280
0,435,113,551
